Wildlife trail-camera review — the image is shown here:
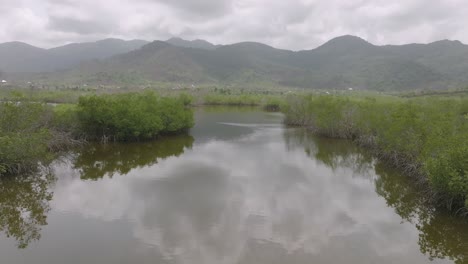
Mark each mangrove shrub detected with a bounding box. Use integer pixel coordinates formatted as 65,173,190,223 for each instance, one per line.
284,95,468,211
0,102,53,175
77,92,194,141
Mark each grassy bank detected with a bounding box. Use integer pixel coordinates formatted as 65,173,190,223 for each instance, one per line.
0,92,194,177
284,95,468,212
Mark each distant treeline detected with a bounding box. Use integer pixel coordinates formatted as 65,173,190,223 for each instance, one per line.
202,94,283,112
284,95,468,212
399,87,468,98
0,92,194,177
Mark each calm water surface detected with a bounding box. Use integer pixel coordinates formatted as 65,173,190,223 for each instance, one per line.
1,107,467,264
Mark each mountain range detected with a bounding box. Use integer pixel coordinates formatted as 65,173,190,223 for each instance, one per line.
0,38,149,73
1,36,468,90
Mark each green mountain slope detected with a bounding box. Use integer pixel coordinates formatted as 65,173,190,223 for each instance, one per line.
290,36,448,90
0,42,48,73
3,35,468,90
0,39,149,73
166,37,218,50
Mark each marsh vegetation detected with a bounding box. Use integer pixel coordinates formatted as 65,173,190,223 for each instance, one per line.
284,95,468,212
0,92,194,177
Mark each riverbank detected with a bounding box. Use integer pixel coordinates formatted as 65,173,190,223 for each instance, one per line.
283,95,468,213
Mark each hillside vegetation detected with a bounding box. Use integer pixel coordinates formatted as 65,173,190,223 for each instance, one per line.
3,36,468,91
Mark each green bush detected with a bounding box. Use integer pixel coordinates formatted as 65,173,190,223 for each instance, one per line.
77,92,194,141
52,104,80,134
284,95,468,210
0,102,54,176
0,92,194,176
263,97,283,112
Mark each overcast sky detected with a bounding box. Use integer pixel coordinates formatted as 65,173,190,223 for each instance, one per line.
1,0,467,50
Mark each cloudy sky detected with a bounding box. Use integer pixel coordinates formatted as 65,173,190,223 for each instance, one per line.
1,0,467,50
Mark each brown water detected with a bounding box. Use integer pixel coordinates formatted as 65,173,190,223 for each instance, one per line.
1,107,467,264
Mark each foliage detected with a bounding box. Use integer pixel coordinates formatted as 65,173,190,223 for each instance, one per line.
263,97,283,112
52,104,80,133
77,92,194,141
284,95,468,211
202,93,284,111
0,91,194,176
0,102,54,176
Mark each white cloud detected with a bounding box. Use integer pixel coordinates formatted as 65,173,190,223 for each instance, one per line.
1,0,467,50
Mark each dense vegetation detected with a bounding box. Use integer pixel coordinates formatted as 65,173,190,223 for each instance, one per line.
284,129,468,264
0,102,69,176
284,95,468,211
0,92,194,177
77,92,193,141
0,101,89,177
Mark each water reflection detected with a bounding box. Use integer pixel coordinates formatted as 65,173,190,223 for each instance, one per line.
191,107,283,143
0,135,193,249
375,164,468,264
285,128,468,264
74,136,194,180
0,109,467,264
284,128,374,175
49,125,434,264
0,172,55,248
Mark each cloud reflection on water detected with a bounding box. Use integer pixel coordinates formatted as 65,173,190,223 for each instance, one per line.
50,127,437,264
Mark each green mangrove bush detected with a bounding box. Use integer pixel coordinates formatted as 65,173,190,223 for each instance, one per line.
0,102,53,175
284,95,468,211
77,92,194,141
0,92,194,177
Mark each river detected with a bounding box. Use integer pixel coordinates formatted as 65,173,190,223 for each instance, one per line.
0,107,467,264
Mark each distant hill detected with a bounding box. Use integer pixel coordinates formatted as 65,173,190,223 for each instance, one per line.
3,35,468,91
289,35,449,90
166,37,218,50
0,38,149,73
0,42,48,73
